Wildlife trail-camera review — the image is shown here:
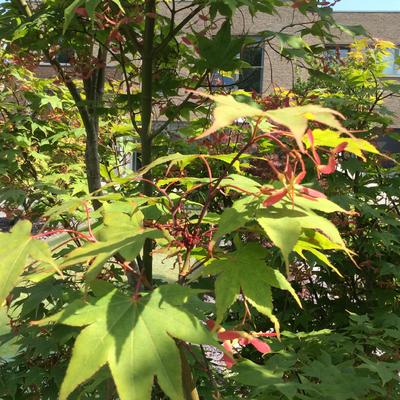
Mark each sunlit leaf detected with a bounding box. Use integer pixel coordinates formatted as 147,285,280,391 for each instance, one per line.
202,242,301,334
0,221,55,305
191,93,265,140
34,285,217,400
304,129,380,161
266,105,346,151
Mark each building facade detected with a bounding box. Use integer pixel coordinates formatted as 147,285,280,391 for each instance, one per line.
34,5,400,127
225,8,400,125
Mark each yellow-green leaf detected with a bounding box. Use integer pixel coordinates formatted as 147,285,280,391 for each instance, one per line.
203,243,302,334
36,285,218,400
192,93,265,140
266,105,346,151
304,129,380,161
0,221,55,305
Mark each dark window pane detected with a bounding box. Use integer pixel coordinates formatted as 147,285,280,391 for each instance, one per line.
211,39,263,93
238,68,262,92
241,45,263,66
56,48,74,64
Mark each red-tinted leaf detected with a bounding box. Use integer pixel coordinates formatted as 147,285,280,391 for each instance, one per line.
218,330,242,341
119,17,132,26
262,188,287,207
249,338,271,354
286,165,294,181
222,341,235,368
74,7,88,17
292,0,310,8
222,353,235,368
133,15,144,23
206,320,216,330
307,129,314,146
299,186,327,199
295,170,306,184
312,147,321,165
318,156,336,174
260,186,273,195
108,30,123,43
181,37,192,46
332,141,348,154
256,332,278,337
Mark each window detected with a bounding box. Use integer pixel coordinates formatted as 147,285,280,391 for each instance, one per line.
55,48,74,65
325,45,400,77
376,128,400,168
211,41,264,93
39,47,74,66
325,45,350,62
382,47,400,77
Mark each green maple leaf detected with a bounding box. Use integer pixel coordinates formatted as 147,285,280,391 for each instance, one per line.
60,208,162,280
35,284,217,400
202,242,301,333
197,21,246,71
193,94,346,151
257,216,301,268
0,220,55,305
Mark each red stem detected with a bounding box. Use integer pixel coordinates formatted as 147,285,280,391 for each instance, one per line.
32,229,94,242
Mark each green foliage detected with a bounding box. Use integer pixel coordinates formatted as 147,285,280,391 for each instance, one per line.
202,242,301,331
36,284,217,400
230,314,400,399
2,91,389,398
0,52,87,215
196,21,247,71
60,206,163,281
0,221,55,305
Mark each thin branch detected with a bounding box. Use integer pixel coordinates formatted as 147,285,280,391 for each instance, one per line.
155,4,204,57
118,42,140,134
151,70,208,140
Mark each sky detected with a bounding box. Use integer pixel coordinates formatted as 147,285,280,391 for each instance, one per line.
333,0,400,11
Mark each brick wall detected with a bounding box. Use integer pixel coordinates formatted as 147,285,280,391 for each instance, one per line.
229,8,400,125
32,6,400,126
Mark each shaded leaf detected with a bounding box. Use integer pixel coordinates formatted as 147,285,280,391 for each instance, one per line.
60,209,162,280
197,21,246,70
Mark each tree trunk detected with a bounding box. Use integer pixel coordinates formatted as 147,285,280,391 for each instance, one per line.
140,0,156,284
14,0,102,209
83,47,106,210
